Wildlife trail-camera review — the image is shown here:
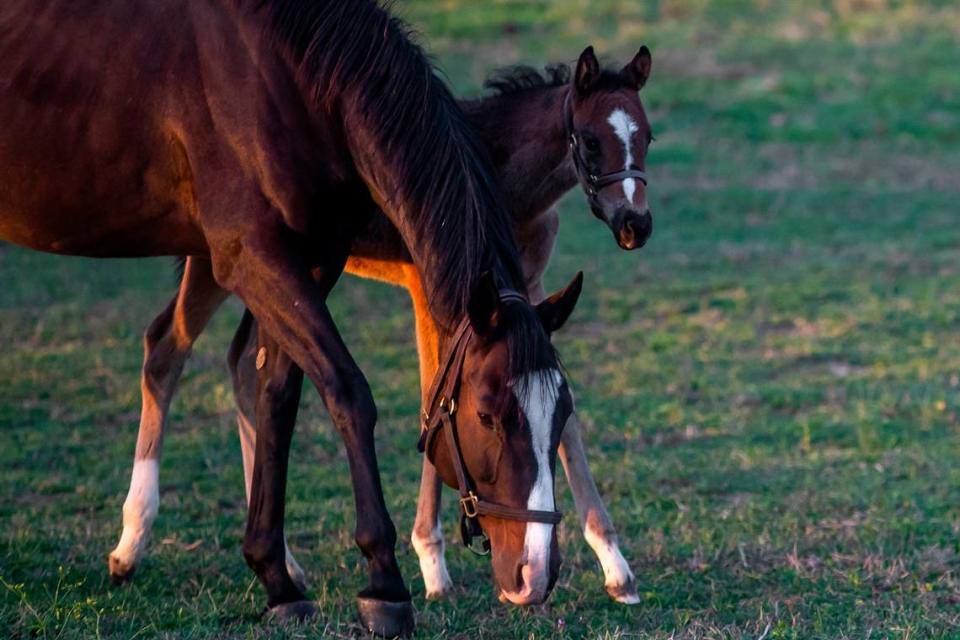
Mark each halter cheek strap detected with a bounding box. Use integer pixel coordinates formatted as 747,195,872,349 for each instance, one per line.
418,289,563,555
563,91,649,198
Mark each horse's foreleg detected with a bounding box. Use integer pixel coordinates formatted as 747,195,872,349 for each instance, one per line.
220,230,410,635
109,257,227,584
527,276,638,604
404,267,453,599
559,414,638,604
228,310,306,592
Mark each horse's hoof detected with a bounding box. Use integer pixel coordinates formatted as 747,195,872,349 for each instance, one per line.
424,586,450,601
266,600,317,622
605,578,640,605
356,596,415,638
107,553,135,586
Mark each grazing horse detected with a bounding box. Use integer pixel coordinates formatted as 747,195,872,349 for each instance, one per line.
0,0,582,634
109,46,655,603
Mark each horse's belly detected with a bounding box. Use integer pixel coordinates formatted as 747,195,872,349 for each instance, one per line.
0,116,205,257
0,205,205,258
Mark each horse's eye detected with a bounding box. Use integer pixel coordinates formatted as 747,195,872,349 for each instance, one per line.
584,137,600,154
477,412,494,428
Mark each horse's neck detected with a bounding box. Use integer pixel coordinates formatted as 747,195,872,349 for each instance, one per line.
465,85,577,224
338,104,520,338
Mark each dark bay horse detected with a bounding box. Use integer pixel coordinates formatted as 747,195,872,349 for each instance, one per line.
110,47,655,604
0,0,582,633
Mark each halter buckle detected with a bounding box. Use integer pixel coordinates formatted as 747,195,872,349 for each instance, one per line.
460,491,480,519
439,396,457,415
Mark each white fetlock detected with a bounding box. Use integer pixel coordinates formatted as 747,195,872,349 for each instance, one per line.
109,459,160,581
584,524,639,604
412,525,452,599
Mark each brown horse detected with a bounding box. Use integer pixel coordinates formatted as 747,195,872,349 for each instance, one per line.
0,0,586,634
109,47,655,604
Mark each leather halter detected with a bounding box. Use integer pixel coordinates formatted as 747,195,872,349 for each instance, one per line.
417,289,562,555
563,91,649,198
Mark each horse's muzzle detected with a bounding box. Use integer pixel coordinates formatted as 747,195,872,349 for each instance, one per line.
614,209,653,250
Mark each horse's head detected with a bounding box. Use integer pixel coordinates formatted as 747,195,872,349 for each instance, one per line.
422,272,582,605
567,45,654,250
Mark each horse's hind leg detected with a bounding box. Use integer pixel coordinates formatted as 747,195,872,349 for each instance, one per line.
228,310,307,591
109,257,228,584
241,330,308,615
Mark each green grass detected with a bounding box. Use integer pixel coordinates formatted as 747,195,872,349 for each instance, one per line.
3,0,960,637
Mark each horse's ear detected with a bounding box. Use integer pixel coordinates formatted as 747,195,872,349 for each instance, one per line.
537,272,583,333
468,271,502,336
574,46,601,95
621,45,652,90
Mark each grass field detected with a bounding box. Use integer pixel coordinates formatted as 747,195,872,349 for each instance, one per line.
3,1,960,638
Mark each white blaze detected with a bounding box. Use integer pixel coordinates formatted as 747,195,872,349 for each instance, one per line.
515,369,562,595
606,108,640,204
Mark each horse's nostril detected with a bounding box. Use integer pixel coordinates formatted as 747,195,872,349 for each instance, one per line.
515,563,525,592
637,213,652,235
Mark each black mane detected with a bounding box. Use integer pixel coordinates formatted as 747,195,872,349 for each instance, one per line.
254,0,558,375
260,0,523,320
483,64,570,96
483,62,633,99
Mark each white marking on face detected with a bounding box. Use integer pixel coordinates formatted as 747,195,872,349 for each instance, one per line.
607,108,640,204
512,369,562,598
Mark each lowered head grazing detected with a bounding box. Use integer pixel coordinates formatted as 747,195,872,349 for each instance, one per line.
423,272,583,605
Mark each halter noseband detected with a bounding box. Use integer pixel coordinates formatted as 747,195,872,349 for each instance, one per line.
563,91,649,199
417,289,562,555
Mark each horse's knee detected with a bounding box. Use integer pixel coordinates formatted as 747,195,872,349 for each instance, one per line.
325,371,377,436
355,517,397,560
243,531,284,572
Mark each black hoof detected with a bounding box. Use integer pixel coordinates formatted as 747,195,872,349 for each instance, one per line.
356,596,414,638
266,600,317,622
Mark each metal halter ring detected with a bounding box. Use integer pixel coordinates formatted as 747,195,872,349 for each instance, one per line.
460,492,480,519
439,396,457,414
